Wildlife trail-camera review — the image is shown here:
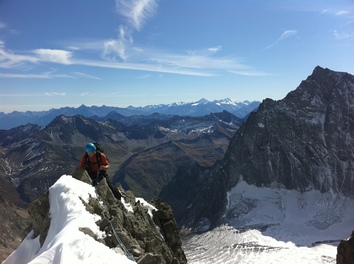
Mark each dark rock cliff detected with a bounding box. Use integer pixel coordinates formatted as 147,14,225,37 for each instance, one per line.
224,66,354,195
160,66,354,230
26,169,186,264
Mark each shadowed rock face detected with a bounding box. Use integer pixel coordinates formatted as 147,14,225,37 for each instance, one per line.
337,231,354,264
26,169,187,264
224,66,354,195
160,66,354,230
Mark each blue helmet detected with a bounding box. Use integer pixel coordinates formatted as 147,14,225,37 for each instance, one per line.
85,142,96,153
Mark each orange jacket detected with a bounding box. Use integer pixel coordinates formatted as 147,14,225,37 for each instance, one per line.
80,152,109,173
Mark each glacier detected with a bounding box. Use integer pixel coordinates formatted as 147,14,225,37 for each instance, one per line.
184,181,354,263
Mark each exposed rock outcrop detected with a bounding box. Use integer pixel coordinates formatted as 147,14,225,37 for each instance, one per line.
337,231,354,264
26,169,187,264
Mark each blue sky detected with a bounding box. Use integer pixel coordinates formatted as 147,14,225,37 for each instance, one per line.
0,0,353,113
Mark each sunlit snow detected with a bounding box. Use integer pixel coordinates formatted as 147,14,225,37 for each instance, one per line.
3,175,136,264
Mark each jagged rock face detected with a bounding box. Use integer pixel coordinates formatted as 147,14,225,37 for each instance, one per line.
159,162,227,230
224,66,354,195
161,66,354,230
337,231,354,264
27,169,186,264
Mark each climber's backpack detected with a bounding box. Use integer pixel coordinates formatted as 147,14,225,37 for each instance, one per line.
84,142,108,179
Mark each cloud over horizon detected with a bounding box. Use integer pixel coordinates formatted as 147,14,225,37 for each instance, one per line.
0,0,269,78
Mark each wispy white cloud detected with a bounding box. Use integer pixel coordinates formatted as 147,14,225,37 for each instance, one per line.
73,72,101,80
0,72,73,79
207,46,222,54
33,49,73,64
0,21,7,29
0,41,39,68
115,0,158,31
80,92,90,96
0,45,72,70
104,0,158,61
279,30,297,40
187,46,222,56
334,30,354,40
321,8,353,17
266,30,298,49
0,21,18,34
45,92,66,96
74,57,214,76
0,73,50,78
320,7,354,41
335,10,351,16
102,25,132,61
0,39,266,77
0,16,266,79
147,51,244,72
228,70,272,77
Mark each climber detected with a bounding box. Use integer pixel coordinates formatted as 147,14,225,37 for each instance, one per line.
80,142,122,199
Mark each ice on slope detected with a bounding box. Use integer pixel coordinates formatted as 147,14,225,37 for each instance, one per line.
184,181,354,264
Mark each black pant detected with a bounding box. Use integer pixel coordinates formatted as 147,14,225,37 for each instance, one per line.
89,170,122,199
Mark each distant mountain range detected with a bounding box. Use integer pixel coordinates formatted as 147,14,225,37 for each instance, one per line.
0,98,260,130
0,110,244,204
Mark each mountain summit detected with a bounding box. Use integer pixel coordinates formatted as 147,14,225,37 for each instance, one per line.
224,66,354,194
160,66,354,255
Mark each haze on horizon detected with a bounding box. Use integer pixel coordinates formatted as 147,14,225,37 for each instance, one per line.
0,0,353,113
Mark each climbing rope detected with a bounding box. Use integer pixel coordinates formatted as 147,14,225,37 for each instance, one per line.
93,180,136,262
101,211,136,262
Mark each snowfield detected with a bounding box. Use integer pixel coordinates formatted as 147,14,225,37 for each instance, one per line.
184,181,354,264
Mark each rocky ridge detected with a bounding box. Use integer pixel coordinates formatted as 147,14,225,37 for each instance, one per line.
25,169,186,264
